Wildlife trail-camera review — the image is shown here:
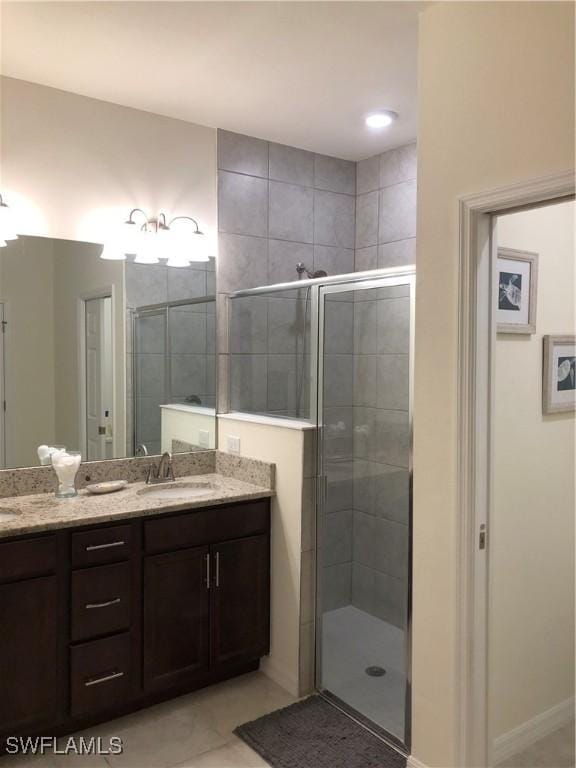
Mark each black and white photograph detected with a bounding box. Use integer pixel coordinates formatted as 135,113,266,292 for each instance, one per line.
496,248,538,334
543,335,576,414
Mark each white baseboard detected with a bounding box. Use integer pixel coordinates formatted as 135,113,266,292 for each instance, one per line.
407,755,429,768
493,697,574,765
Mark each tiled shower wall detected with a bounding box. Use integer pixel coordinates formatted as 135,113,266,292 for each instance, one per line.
217,129,356,416
125,261,216,455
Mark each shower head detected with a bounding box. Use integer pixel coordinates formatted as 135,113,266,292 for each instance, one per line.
296,262,328,280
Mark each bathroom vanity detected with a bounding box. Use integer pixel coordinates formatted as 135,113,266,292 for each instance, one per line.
0,474,272,747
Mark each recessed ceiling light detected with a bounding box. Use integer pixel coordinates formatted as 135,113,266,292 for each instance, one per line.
365,111,398,129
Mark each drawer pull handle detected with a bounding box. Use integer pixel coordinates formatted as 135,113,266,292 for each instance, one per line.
205,553,210,589
215,551,220,588
85,541,125,552
84,670,124,687
85,598,121,610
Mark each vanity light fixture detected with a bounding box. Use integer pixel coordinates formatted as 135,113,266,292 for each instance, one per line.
100,208,211,265
365,110,398,129
0,194,19,247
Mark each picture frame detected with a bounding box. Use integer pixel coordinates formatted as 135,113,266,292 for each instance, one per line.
496,247,538,334
543,335,576,415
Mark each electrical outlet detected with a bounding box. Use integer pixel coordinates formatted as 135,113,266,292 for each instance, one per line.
227,435,241,455
198,430,210,449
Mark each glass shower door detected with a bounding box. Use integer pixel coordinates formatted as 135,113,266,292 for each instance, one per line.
316,276,414,749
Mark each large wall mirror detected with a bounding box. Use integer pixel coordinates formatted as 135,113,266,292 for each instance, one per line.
0,236,216,469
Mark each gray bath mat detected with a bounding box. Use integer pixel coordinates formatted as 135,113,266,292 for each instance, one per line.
234,695,407,768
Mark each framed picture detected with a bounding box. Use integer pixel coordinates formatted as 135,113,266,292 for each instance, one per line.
543,335,576,414
496,248,538,334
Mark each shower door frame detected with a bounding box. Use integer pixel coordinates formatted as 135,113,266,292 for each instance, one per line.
314,268,416,754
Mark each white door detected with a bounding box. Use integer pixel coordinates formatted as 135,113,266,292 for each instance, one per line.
85,298,106,460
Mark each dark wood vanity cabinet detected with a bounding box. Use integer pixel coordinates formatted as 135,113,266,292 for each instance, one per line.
0,498,270,747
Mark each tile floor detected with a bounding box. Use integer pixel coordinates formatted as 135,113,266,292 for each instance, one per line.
321,605,406,741
498,721,575,768
0,672,296,768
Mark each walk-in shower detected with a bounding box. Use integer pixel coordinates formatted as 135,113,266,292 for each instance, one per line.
228,266,414,751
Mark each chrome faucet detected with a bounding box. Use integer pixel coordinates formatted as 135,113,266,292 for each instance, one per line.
146,451,176,484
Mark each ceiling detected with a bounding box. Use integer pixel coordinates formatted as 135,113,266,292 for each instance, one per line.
0,2,421,161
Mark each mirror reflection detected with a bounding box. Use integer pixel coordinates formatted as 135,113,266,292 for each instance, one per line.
0,236,216,469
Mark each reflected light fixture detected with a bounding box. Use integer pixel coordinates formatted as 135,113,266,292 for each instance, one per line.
365,110,398,129
100,208,211,266
0,194,19,247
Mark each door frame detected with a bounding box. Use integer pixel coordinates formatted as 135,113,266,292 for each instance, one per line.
77,286,116,459
314,269,416,753
0,302,6,468
456,170,575,767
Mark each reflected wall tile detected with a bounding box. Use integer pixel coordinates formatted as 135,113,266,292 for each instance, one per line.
167,268,207,302
137,354,166,398
355,191,379,249
378,180,417,244
323,355,353,408
324,301,353,354
379,142,417,188
135,397,162,442
136,314,165,354
353,300,378,354
377,354,409,411
353,355,378,408
218,171,268,237
314,154,356,195
269,181,314,243
314,190,355,249
217,233,268,293
378,238,416,269
270,143,314,187
125,262,168,308
171,355,207,398
169,311,207,354
217,130,269,177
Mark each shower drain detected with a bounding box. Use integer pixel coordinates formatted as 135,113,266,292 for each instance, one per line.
365,666,386,677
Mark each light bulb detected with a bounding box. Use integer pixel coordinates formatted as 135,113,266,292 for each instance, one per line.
365,111,398,129
189,231,210,263
134,230,160,264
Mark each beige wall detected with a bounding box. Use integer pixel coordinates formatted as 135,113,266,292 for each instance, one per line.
0,76,217,248
217,415,316,697
490,201,575,745
52,239,125,456
414,3,574,765
0,237,56,467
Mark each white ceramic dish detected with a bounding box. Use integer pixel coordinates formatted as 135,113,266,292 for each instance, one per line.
86,480,129,495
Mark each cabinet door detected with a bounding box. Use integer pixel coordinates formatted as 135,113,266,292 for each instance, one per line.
143,546,210,691
0,575,59,734
211,534,270,666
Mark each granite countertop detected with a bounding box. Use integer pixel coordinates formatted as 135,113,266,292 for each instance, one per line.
0,473,274,540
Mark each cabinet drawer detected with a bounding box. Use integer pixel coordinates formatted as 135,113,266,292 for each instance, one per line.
70,633,131,718
71,524,132,568
71,562,131,642
144,500,270,554
0,536,57,583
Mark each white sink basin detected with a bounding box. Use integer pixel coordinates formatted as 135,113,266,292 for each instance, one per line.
0,510,20,522
137,482,215,501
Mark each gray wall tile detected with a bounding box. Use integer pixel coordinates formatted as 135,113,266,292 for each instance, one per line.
314,154,356,195
270,143,314,187
267,298,307,354
171,355,207,398
125,262,168,308
269,240,314,284
313,245,354,277
230,354,268,412
217,233,268,293
352,564,406,628
314,191,355,248
353,300,378,354
269,181,313,243
378,180,417,244
324,355,354,408
353,355,378,407
324,509,353,566
324,301,353,354
322,562,352,611
378,238,416,269
353,460,409,524
353,510,408,580
136,313,165,354
267,354,299,412
229,296,268,353
136,397,162,441
379,142,417,188
167,268,207,302
217,130,269,177
355,191,379,249
356,155,380,195
169,310,207,354
355,246,377,273
218,171,268,237
377,354,409,411
137,354,166,397
377,297,410,354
